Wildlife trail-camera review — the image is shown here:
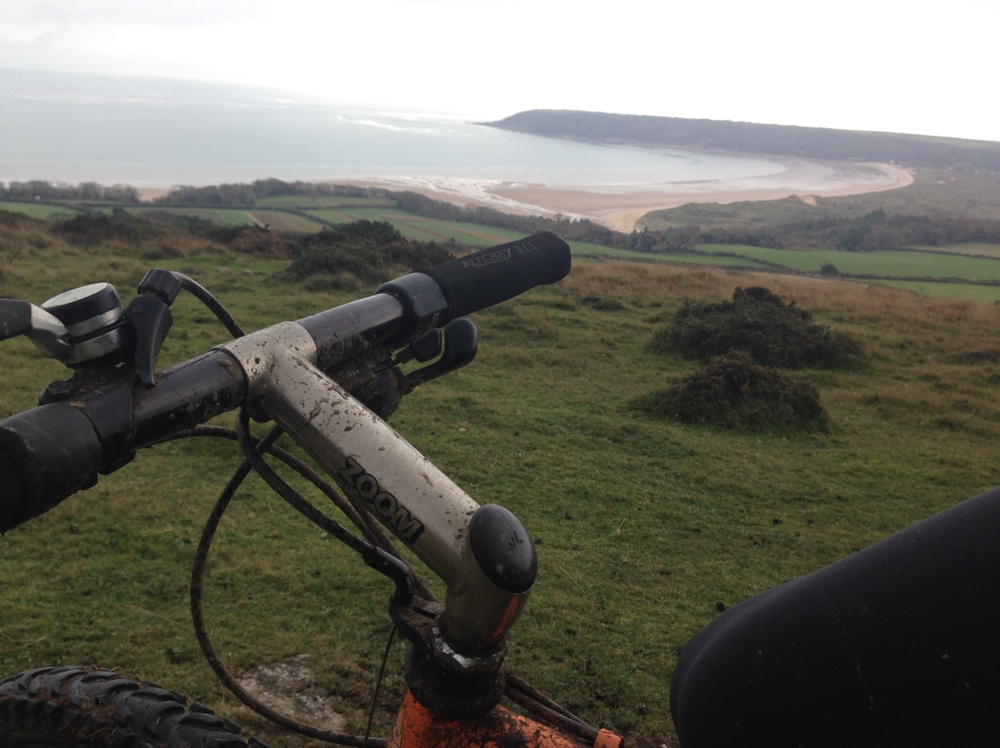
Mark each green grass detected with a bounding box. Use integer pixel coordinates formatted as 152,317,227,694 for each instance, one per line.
293,208,519,245
684,244,1000,280
0,201,82,219
248,211,326,233
3,230,1000,745
876,279,1000,303
624,244,1000,295
132,206,258,226
921,243,1000,259
647,251,763,269
255,195,395,210
12,179,1000,305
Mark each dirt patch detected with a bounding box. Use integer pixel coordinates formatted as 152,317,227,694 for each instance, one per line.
238,654,347,732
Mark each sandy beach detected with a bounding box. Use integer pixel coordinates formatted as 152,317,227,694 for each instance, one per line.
137,156,914,234
348,159,913,233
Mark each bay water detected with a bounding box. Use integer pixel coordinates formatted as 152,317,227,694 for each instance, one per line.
1,69,786,191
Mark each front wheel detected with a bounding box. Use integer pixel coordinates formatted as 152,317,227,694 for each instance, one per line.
0,666,263,747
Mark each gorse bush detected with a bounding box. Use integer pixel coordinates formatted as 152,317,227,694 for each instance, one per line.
289,220,404,256
55,212,168,245
632,351,826,432
639,286,851,431
282,221,452,286
651,286,861,368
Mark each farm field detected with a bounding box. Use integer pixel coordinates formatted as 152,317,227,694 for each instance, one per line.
3,187,1000,302
877,279,1000,303
687,244,1000,282
0,200,80,219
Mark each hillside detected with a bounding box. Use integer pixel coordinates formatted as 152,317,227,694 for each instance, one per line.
5,175,1000,303
486,110,1000,170
2,218,1000,745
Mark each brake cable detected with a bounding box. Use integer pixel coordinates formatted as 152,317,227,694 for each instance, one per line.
159,277,415,745
162,273,604,745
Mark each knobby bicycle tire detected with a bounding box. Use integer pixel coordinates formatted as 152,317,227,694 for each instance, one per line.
0,666,265,747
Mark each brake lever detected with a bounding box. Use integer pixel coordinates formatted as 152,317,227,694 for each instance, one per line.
403,318,478,388
324,318,478,420
126,269,182,388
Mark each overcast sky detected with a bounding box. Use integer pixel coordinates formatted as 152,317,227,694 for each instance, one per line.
2,0,997,142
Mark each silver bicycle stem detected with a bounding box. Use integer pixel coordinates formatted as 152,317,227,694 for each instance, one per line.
218,321,536,660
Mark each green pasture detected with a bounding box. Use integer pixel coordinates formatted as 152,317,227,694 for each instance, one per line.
248,211,325,233
923,243,1000,259
131,206,257,226
645,251,758,269
297,208,359,225
877,280,1000,304
3,227,1000,746
0,201,82,219
689,244,1000,282
255,195,395,210
291,207,530,247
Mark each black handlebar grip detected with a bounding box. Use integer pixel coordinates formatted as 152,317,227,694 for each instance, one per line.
418,231,571,322
0,403,103,533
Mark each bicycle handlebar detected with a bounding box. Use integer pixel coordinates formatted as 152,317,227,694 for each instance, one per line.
0,231,571,535
413,232,572,321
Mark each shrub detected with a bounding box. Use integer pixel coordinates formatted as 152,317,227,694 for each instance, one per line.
632,352,826,432
651,286,861,368
282,221,453,286
55,213,167,244
283,238,387,284
289,220,406,256
227,228,289,257
0,209,41,229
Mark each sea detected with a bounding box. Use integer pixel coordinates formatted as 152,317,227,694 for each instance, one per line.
1,69,788,193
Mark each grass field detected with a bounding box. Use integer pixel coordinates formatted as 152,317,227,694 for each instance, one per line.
6,185,1000,303
690,244,1000,281
0,201,82,219
2,225,1000,745
928,243,1000,259
876,279,1000,303
255,195,396,210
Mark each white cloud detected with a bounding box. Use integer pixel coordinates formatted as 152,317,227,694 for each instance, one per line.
1,0,998,140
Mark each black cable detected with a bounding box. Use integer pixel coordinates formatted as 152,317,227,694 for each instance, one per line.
504,671,599,742
161,425,413,566
364,625,398,748
163,276,404,745
171,281,597,745
171,272,246,338
186,421,389,747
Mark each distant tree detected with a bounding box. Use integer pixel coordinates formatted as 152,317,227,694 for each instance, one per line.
79,182,103,200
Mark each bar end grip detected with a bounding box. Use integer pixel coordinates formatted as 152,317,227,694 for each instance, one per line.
418,231,571,322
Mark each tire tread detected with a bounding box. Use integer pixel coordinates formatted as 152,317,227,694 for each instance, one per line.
0,665,265,747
